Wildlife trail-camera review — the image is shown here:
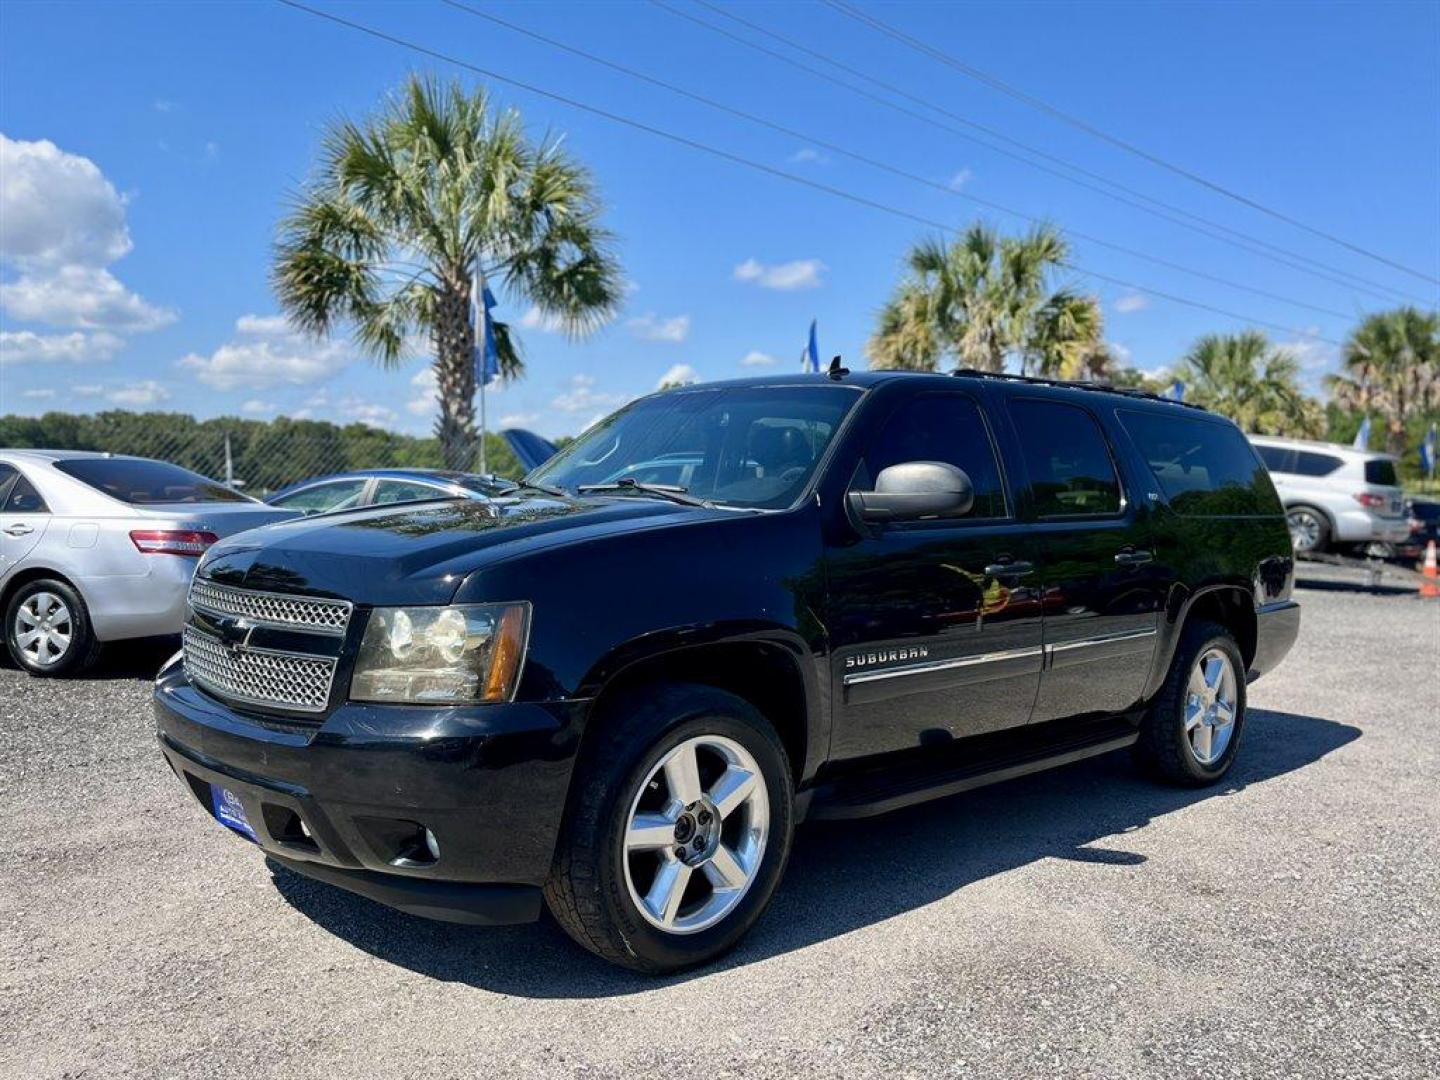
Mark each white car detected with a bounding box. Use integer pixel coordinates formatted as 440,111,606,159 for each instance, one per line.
0,450,297,676
1249,435,1409,555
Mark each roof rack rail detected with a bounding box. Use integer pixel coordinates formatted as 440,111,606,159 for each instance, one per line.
948,368,1207,411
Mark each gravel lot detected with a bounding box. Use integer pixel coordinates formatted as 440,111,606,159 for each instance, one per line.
2,572,1437,1079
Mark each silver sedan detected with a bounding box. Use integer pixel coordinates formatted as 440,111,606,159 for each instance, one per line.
0,450,298,676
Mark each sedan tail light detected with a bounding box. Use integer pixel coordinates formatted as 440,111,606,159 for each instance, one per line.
129,529,219,556
1353,493,1386,510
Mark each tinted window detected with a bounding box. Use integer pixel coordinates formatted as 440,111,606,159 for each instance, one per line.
1411,501,1440,523
372,479,449,505
0,465,17,507
1365,459,1399,486
4,474,49,514
1121,411,1280,516
273,479,368,513
1011,400,1122,517
55,458,252,505
859,394,1007,519
1293,451,1343,477
532,386,858,510
1254,445,1294,472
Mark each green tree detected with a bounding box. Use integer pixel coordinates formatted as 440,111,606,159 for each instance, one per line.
867,222,1103,375
1174,331,1321,437
273,76,624,469
1324,307,1439,457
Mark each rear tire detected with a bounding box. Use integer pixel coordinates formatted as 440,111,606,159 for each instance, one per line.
1286,505,1329,554
4,578,102,676
1135,620,1246,786
544,683,794,974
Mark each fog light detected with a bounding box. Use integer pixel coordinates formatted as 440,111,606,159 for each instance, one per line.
423,828,440,861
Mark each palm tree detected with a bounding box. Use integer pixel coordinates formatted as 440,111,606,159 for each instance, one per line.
273,76,624,468
1324,307,1439,456
867,222,1103,375
1175,332,1321,437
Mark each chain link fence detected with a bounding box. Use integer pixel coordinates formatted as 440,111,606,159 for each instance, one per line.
0,410,524,497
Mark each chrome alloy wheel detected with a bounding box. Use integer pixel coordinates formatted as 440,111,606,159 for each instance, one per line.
15,591,74,668
622,734,770,935
1185,648,1237,767
1286,508,1323,553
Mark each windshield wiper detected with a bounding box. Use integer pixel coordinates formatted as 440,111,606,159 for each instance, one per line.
509,479,567,497
577,479,710,507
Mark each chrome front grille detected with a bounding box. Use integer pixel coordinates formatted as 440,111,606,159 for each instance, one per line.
182,626,337,713
188,578,352,636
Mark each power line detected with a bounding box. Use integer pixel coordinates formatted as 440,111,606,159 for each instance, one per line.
672,0,1429,307
273,0,1344,350
442,0,1352,321
825,0,1440,288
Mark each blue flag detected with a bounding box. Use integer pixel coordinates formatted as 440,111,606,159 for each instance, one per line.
1353,415,1370,451
802,319,819,373
472,268,500,387
1169,379,1185,402
1421,422,1437,476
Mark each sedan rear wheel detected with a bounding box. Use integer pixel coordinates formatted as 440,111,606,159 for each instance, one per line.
5,579,101,676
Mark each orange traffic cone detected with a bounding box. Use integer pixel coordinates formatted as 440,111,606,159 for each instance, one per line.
1421,540,1439,599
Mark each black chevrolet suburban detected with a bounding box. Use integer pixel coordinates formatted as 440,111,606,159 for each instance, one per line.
154,370,1299,972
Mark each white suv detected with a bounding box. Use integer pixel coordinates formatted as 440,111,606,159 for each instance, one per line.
1250,436,1408,554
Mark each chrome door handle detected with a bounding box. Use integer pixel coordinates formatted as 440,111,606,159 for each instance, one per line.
984,560,1034,578
1114,549,1153,566
3,524,33,537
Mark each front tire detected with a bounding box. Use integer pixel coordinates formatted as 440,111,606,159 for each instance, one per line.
1135,620,1246,786
544,683,794,973
5,578,102,676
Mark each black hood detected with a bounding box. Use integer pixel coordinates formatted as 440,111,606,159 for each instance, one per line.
197,493,723,605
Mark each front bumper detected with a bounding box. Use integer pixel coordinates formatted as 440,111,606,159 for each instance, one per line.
155,661,590,924
1248,599,1300,682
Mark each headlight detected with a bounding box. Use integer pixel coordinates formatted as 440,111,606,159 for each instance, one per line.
350,603,530,704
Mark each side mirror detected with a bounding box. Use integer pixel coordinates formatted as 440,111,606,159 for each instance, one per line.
847,461,974,524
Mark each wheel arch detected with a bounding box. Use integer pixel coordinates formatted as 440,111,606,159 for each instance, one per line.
0,564,89,618
579,628,824,787
1144,583,1258,699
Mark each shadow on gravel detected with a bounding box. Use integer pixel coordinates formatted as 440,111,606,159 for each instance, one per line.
0,635,176,681
269,707,1359,998
1295,576,1416,597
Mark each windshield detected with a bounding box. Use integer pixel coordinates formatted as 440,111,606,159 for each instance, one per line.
55,457,254,505
530,385,860,509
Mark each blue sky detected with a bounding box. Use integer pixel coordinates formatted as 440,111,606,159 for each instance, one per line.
2,0,1437,438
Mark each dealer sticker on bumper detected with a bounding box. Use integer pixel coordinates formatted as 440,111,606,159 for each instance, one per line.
210,784,258,842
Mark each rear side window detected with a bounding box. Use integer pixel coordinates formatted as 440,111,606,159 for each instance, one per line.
1120,411,1280,516
372,479,448,506
1254,445,1293,472
273,479,368,513
1292,451,1343,477
0,464,18,507
1010,400,1122,517
1364,459,1399,486
4,473,49,514
860,393,1008,519
54,458,252,505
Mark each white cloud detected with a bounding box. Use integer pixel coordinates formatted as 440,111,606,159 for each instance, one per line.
657,364,699,389
153,100,178,113
1113,293,1149,314
20,387,56,400
519,305,569,334
499,412,541,428
107,379,170,407
0,134,132,268
0,329,123,366
406,366,438,416
179,314,350,391
0,266,175,331
1107,341,1134,364
240,399,276,414
789,147,829,165
627,312,691,344
740,350,778,367
552,373,629,414
73,384,104,397
338,396,397,429
733,258,826,291
1278,327,1339,389
0,134,175,341
948,168,973,191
